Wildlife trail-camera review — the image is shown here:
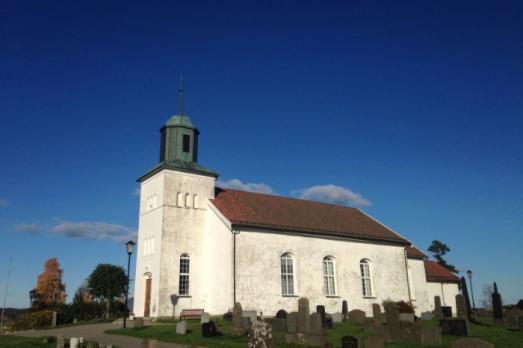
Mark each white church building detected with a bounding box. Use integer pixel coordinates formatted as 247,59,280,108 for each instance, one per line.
132,102,460,319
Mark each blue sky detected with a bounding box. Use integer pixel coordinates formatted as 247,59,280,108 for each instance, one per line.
1,1,522,308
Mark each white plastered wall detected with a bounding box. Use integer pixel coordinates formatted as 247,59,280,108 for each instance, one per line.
234,229,411,317
406,258,430,316
133,171,165,317
426,281,460,315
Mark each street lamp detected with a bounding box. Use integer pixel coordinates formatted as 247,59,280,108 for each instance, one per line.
123,240,135,328
467,270,476,310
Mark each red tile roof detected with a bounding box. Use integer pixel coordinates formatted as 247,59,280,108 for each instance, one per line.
406,246,427,259
212,188,410,245
424,260,460,283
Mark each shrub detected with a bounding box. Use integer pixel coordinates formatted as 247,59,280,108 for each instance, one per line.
11,310,53,331
396,300,415,314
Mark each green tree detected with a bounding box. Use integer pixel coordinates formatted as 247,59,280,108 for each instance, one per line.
87,264,127,318
427,240,458,273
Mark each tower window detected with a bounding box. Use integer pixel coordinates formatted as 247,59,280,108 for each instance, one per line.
183,134,190,153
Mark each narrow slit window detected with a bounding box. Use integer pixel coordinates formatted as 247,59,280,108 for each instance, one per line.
183,134,190,153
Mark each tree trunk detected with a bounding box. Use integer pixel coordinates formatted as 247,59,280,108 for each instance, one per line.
105,299,111,319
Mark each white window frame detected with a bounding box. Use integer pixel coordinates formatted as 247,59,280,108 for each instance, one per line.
360,259,373,297
281,253,295,296
179,253,190,296
323,256,336,296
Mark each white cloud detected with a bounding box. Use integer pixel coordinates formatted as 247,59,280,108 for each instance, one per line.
0,198,8,207
15,223,40,234
217,178,275,195
50,221,137,242
292,184,371,207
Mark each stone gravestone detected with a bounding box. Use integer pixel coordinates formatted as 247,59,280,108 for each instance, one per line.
383,302,400,341
518,315,523,331
399,313,415,322
316,305,327,328
460,276,474,322
241,317,252,330
201,312,210,324
372,303,382,322
70,337,79,348
244,310,258,323
308,313,326,347
331,312,343,323
442,306,452,318
133,318,144,328
176,320,187,335
434,296,443,318
268,317,286,333
297,297,310,334
52,311,57,327
363,335,385,348
420,326,442,346
287,312,298,333
451,337,494,348
276,309,287,318
439,319,469,336
421,311,433,321
492,282,504,326
56,335,65,348
342,300,349,321
456,294,468,320
248,321,273,348
202,321,222,337
232,302,245,336
341,335,358,348
503,308,521,327
348,309,366,325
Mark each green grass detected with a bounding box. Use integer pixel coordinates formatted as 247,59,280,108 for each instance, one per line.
107,318,523,348
0,336,56,348
0,335,117,348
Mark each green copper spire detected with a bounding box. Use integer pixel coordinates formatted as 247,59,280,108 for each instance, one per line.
159,77,199,163
138,79,218,182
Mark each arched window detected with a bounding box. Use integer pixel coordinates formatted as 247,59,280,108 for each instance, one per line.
185,193,191,208
281,253,295,295
177,192,183,207
360,259,372,297
179,253,190,295
323,256,336,295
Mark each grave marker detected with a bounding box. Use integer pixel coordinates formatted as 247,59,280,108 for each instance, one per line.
176,320,187,335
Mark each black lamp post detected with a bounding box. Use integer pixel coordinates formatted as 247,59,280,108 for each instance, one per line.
123,240,135,328
467,270,476,310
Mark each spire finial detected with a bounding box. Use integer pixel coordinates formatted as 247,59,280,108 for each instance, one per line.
178,75,184,116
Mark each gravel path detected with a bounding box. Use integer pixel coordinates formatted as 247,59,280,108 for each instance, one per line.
16,322,187,348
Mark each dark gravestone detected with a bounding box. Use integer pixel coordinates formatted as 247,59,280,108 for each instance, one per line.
316,305,327,328
456,294,467,320
232,302,245,336
325,317,333,329
434,296,443,318
341,335,359,348
202,321,222,337
439,319,469,336
276,309,287,319
460,277,474,321
492,282,504,326
297,297,310,334
286,312,298,333
342,300,349,321
442,306,452,318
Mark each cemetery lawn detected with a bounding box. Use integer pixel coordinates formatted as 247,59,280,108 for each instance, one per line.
107,318,523,348
0,335,55,348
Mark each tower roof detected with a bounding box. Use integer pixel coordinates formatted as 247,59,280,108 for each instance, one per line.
164,115,196,130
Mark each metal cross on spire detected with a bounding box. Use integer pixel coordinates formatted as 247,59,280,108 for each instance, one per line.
178,75,184,116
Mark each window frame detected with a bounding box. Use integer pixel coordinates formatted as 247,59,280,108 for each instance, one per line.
323,256,336,296
360,259,373,297
281,253,296,296
178,253,190,296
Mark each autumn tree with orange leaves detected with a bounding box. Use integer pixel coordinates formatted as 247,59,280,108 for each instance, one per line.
31,258,67,308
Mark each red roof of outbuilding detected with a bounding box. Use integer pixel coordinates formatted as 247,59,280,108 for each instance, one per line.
406,246,427,259
424,260,460,283
212,188,410,245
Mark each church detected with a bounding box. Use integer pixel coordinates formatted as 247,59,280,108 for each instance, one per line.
132,97,460,319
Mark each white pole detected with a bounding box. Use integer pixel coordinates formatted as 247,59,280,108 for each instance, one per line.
0,257,13,329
